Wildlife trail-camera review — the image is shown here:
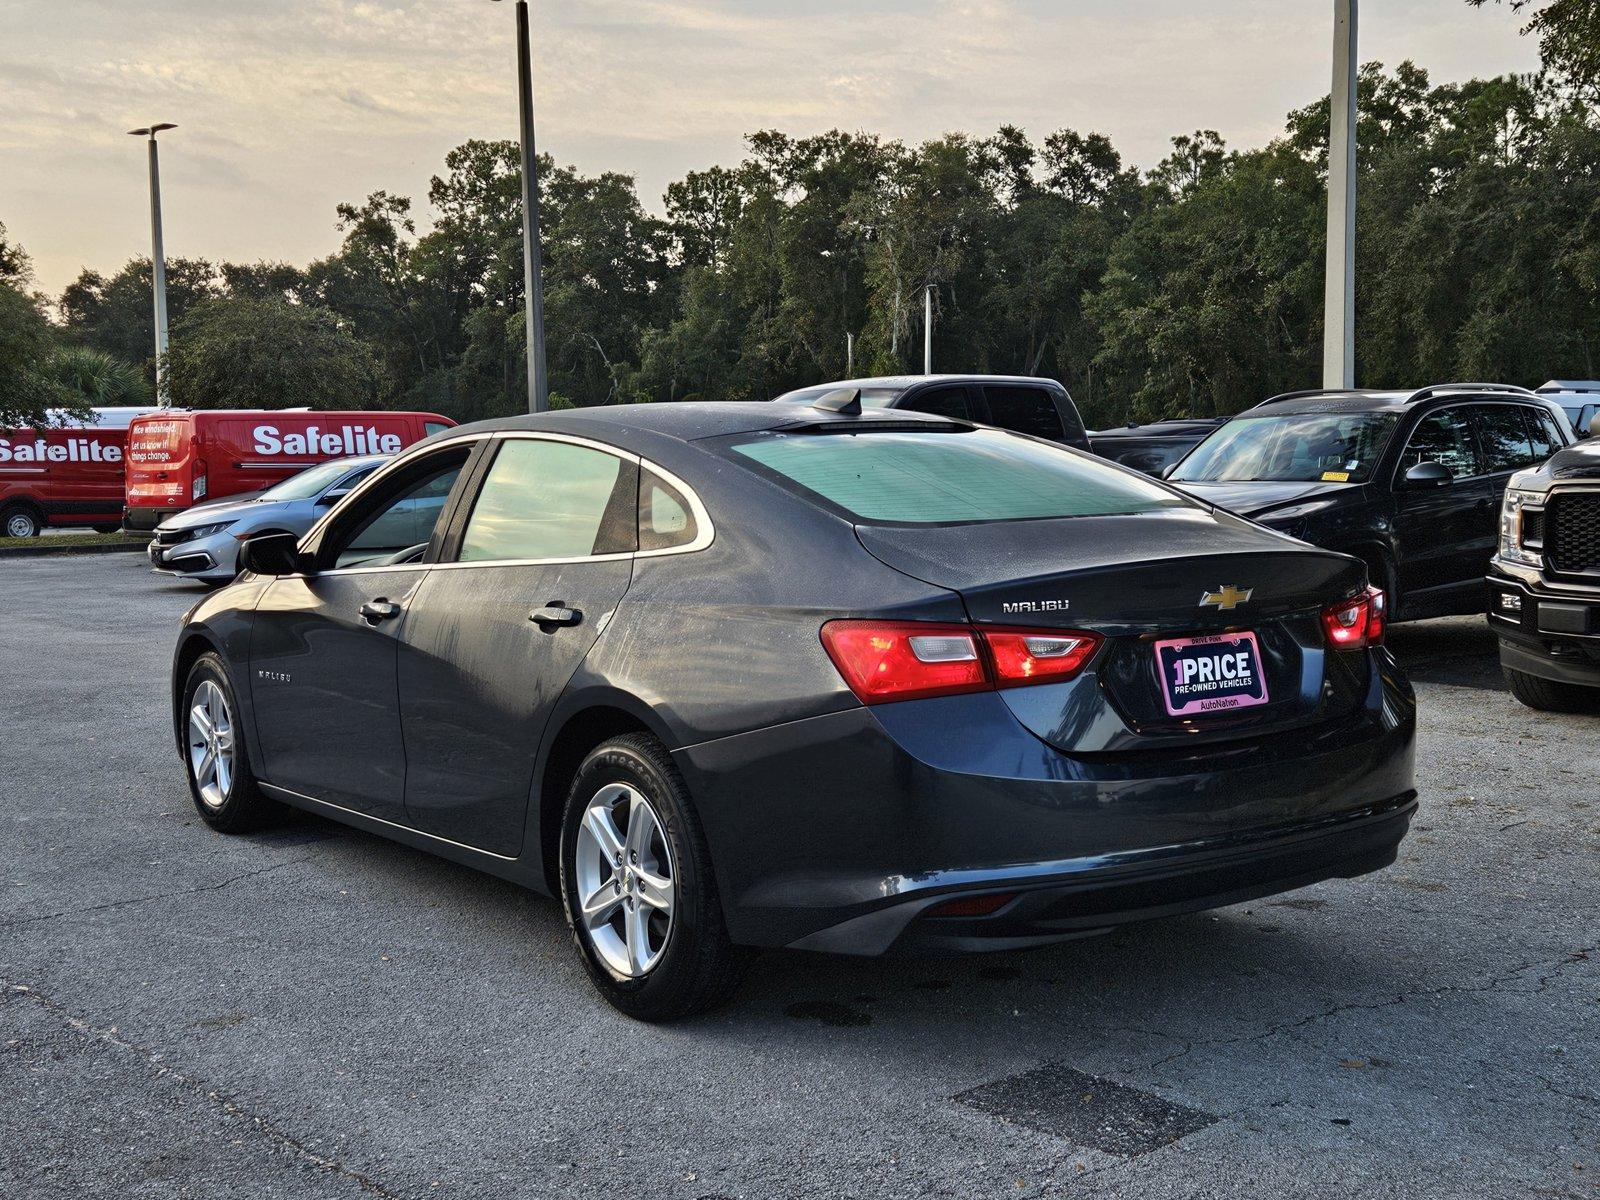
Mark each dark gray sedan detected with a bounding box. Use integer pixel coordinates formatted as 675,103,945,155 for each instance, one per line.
170,398,1417,1020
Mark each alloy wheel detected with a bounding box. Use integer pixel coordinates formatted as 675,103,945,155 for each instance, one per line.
573,782,676,978
187,679,235,809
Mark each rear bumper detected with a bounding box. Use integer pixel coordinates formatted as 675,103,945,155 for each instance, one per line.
125,506,181,533
1487,573,1600,686
675,650,1416,954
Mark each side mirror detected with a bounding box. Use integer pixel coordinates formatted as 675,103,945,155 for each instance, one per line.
316,488,351,507
238,531,304,576
1160,462,1178,480
1402,460,1453,489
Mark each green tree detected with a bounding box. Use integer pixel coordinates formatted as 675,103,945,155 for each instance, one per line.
165,296,382,410
59,256,219,374
0,284,78,429
43,345,151,408
1468,0,1600,97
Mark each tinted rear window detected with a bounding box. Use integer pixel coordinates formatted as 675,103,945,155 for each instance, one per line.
729,429,1186,524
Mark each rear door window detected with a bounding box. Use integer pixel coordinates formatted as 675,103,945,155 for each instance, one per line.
457,438,635,563
898,386,973,420
1405,409,1481,479
1474,406,1536,473
729,428,1186,524
982,386,1065,441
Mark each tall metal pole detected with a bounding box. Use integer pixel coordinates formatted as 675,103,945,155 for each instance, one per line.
923,285,933,375
846,331,854,376
514,0,549,413
129,124,177,406
1322,0,1357,389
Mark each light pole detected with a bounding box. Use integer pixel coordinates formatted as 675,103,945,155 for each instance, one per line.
492,0,549,413
1323,0,1357,389
923,284,934,375
128,123,176,406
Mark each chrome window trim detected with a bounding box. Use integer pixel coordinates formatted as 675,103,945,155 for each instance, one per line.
285,428,715,580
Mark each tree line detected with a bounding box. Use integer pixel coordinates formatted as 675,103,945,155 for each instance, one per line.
2,17,1596,432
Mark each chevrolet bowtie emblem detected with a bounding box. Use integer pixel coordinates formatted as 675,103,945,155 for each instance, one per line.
1200,585,1253,611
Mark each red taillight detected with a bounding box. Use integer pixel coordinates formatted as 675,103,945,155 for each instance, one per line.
985,629,1100,687
1321,586,1386,650
820,620,1102,705
925,891,1019,919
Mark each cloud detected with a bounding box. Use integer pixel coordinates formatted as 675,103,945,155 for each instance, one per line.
0,0,1539,295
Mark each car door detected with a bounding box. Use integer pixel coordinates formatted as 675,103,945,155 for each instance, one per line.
248,444,476,821
1392,406,1491,604
395,434,639,856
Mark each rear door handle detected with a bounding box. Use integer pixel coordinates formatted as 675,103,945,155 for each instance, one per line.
359,599,403,624
530,603,582,630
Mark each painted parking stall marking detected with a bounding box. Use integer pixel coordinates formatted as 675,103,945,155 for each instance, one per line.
1154,631,1268,716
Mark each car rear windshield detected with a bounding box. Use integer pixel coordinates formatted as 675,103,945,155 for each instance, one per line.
1171,412,1399,484
728,428,1187,524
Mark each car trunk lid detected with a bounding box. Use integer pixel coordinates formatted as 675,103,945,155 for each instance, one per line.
855,508,1370,751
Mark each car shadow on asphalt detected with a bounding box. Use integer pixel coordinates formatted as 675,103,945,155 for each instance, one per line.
1384,616,1503,691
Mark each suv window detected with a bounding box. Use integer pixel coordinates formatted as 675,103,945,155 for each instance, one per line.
1475,406,1536,473
729,428,1187,524
424,421,451,436
458,438,634,563
900,387,972,420
983,386,1064,441
1405,409,1480,479
1526,408,1560,461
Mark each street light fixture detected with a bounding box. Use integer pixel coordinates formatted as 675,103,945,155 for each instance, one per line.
128,123,177,407
491,0,549,414
1322,0,1357,389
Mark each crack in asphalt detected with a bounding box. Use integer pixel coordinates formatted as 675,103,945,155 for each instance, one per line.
0,857,314,930
1138,943,1600,1072
2,980,408,1200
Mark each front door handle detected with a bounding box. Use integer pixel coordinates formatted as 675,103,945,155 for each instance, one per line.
359,598,403,624
530,603,582,630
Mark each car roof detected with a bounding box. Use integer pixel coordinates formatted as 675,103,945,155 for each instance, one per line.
442,401,968,456
1243,384,1547,417
1537,380,1600,397
773,374,1065,402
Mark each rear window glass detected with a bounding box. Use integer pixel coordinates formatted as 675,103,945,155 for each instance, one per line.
983,386,1064,440
729,429,1186,524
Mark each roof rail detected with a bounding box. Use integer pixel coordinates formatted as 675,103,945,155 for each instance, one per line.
1255,388,1337,407
1538,380,1600,395
1403,382,1539,404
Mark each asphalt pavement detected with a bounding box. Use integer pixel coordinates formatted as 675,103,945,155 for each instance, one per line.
2,555,1595,1199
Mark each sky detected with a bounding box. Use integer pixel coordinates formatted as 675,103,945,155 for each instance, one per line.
0,0,1541,298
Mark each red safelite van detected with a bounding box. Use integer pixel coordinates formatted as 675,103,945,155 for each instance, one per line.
123,409,455,531
0,407,161,538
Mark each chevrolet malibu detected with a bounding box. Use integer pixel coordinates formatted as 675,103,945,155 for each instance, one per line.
172,397,1417,1021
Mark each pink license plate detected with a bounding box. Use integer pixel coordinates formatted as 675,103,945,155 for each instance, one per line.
1153,631,1269,717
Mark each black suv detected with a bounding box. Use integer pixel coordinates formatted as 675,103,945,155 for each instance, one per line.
773,375,1090,451
1169,384,1572,621
1488,437,1600,710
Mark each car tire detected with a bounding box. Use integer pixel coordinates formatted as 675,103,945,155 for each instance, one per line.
180,652,280,832
1503,667,1600,714
93,524,121,535
559,732,747,1021
1,503,42,539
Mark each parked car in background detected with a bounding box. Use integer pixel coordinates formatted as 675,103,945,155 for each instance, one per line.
1089,418,1227,475
773,375,1090,450
148,455,401,585
0,406,160,537
1168,384,1573,621
124,409,454,532
173,399,1415,1020
1534,380,1600,439
1488,435,1600,711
